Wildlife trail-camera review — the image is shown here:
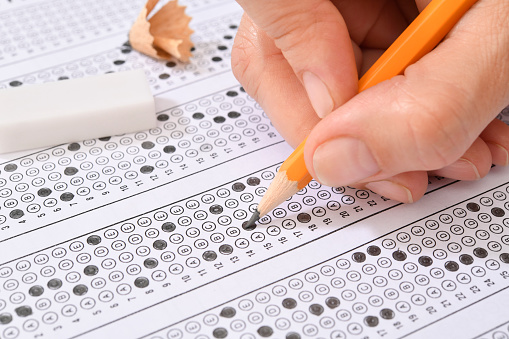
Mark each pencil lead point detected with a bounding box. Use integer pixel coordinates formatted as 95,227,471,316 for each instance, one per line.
243,210,260,231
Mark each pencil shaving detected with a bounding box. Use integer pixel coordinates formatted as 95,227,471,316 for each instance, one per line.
129,0,194,62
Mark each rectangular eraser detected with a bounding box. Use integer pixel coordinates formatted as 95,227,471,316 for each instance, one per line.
0,69,156,153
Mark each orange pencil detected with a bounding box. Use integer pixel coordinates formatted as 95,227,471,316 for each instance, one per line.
244,0,478,230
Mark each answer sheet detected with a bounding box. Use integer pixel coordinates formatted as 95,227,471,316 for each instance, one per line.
1,1,509,338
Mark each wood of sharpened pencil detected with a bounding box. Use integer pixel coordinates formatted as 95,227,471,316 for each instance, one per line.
244,0,479,230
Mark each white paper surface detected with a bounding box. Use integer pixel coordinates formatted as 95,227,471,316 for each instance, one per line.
1,1,509,339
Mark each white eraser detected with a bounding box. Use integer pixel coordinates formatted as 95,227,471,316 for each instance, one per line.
0,69,156,153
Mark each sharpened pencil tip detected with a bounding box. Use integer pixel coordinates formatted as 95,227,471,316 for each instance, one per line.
243,210,260,230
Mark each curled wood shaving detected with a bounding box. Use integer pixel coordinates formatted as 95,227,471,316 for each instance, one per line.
129,0,193,62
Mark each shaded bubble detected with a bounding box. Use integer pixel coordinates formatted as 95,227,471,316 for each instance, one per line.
209,205,223,214
161,222,176,232
143,258,159,269
473,247,488,258
47,278,63,290
242,220,256,231
64,167,79,176
213,116,226,123
84,265,99,276
4,163,17,172
380,308,395,320
87,235,101,245
227,111,241,119
232,182,246,192
364,315,379,327
202,251,217,262
60,192,74,201
134,277,150,288
153,239,168,250
296,213,311,223
15,306,32,317
491,207,505,217
367,245,381,256
500,253,509,264
352,252,366,263
140,165,154,174
418,256,433,267
219,244,233,255
257,326,274,337
28,285,44,297
309,304,324,316
157,114,169,121
282,298,297,309
325,296,340,309
0,313,12,324
213,327,228,339
163,145,176,154
445,261,459,272
9,209,24,219
466,202,480,212
246,177,260,186
219,306,236,318
459,254,474,265
73,284,88,296
392,250,407,261
142,141,155,149
37,188,52,197
68,143,81,151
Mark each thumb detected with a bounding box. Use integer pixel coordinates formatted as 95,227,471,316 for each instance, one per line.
235,0,358,118
304,0,509,186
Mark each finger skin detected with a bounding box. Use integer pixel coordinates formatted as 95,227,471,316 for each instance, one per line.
480,118,509,166
359,171,428,203
232,0,431,144
305,0,509,187
235,0,358,114
233,0,509,204
430,137,492,180
231,14,319,146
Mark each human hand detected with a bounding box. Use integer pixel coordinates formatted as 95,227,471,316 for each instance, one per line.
231,0,509,203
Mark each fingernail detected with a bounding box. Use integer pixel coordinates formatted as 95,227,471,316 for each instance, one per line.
313,137,379,187
451,158,481,180
487,142,509,166
303,71,334,118
496,144,509,166
365,181,414,203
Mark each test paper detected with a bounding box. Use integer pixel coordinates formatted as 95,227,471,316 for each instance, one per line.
1,1,509,339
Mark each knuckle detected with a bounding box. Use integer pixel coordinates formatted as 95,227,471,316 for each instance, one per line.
390,76,473,170
230,38,251,84
231,19,256,84
268,3,339,55
450,1,509,107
